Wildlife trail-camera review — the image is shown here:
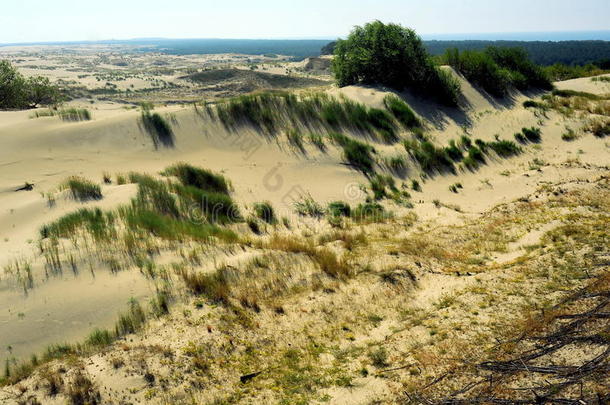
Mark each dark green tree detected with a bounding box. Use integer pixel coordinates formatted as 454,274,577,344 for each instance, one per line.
0,60,61,109
332,21,461,106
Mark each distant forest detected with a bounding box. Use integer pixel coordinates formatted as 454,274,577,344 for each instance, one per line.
322,40,610,66
2,38,609,65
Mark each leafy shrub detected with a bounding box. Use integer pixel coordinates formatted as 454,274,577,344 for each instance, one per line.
445,46,552,96
332,21,461,106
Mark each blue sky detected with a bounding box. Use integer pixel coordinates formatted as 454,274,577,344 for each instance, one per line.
1,0,609,43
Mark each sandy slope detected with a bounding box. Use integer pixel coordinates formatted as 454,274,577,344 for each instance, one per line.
0,70,608,403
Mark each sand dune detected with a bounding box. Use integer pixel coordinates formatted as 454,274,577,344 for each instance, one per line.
0,67,609,403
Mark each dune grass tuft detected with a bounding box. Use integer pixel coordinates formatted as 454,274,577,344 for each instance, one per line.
142,111,174,148
62,176,103,202
162,163,230,194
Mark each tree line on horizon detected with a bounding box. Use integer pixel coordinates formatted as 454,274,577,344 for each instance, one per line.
322,39,610,68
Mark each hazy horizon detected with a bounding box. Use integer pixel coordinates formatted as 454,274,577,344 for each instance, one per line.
1,30,610,47
1,0,609,44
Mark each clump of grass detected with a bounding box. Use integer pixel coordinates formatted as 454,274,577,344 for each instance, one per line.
329,133,376,174
411,179,421,192
352,202,391,223
85,329,113,347
247,217,262,234
313,248,351,279
34,108,92,121
561,128,578,141
404,140,455,174
487,139,522,157
286,129,305,152
515,127,542,143
66,371,100,405
115,299,147,336
523,100,544,109
40,208,112,240
328,201,351,218
368,347,389,368
370,174,398,200
180,268,230,304
294,194,324,217
552,89,601,100
58,108,91,122
384,95,420,128
367,108,397,142
449,183,463,193
213,92,401,142
254,201,277,224
308,133,326,151
62,176,102,201
162,163,230,194
142,111,174,148
462,145,485,170
586,119,610,137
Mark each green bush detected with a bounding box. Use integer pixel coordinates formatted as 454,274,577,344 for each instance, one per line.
445,46,552,96
332,21,461,106
0,60,61,109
